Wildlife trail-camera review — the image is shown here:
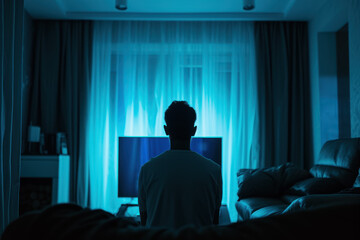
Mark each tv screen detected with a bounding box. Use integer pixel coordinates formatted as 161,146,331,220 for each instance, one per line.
118,137,222,197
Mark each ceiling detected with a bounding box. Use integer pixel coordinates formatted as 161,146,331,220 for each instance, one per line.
24,0,328,21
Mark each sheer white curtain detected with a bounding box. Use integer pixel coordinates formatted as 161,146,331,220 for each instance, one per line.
86,21,258,221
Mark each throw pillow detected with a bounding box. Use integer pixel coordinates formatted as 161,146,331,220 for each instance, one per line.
236,167,281,199
281,163,312,190
287,178,345,196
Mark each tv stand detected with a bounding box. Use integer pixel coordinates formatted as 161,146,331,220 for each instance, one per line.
116,204,231,225
116,203,139,217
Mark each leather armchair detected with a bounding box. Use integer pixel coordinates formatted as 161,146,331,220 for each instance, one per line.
236,138,360,221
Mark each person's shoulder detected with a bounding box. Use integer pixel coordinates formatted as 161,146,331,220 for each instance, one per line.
141,151,170,169
151,150,172,162
191,151,221,169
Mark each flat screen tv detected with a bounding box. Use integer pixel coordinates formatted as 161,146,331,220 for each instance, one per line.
118,137,222,197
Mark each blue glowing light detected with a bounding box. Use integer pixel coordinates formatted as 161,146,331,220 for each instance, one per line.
85,21,258,222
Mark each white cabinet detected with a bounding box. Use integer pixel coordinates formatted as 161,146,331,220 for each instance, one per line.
21,155,70,204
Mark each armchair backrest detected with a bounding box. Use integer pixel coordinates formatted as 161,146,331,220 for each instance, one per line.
310,138,360,187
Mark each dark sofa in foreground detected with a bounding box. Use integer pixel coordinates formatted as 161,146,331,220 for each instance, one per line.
236,138,360,221
2,202,360,240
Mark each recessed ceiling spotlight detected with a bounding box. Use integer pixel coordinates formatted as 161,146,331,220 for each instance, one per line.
243,0,255,11
116,0,127,10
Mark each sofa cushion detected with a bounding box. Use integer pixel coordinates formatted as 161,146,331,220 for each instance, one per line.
316,138,360,169
251,205,287,219
310,165,357,187
338,187,360,194
353,169,360,187
280,195,300,204
283,194,360,215
237,163,311,199
287,178,344,196
235,198,287,221
310,138,360,188
236,168,280,199
281,164,312,189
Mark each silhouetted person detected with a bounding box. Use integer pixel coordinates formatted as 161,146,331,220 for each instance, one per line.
138,101,222,228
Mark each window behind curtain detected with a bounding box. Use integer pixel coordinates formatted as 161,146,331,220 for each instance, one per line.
87,21,258,222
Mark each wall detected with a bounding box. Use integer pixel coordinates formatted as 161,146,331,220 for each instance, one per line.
317,32,339,145
308,0,360,163
336,25,351,138
349,0,360,138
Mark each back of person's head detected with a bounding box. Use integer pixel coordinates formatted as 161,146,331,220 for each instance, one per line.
164,101,196,140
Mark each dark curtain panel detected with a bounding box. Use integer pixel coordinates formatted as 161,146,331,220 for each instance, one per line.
28,21,93,204
0,0,24,233
255,22,313,169
336,25,351,139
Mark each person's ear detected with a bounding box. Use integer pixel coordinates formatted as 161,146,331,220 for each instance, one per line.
191,126,197,136
164,125,170,136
